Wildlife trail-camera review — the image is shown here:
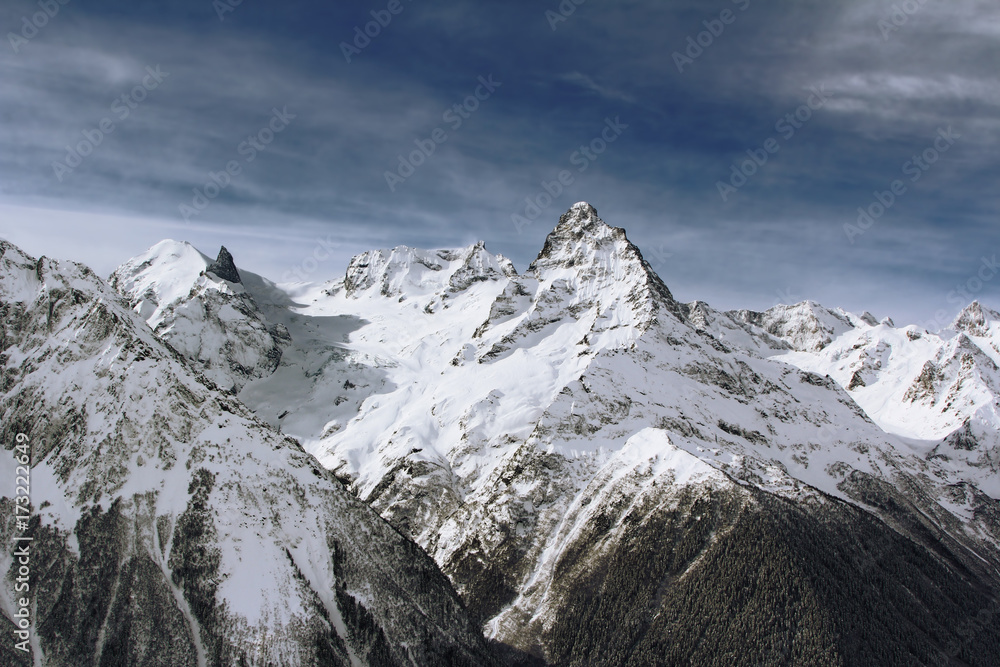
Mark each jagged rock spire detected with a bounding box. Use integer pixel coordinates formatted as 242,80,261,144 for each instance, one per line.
206,246,242,284
532,202,613,264
528,202,687,323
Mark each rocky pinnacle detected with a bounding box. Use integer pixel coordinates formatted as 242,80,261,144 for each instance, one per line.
206,245,242,284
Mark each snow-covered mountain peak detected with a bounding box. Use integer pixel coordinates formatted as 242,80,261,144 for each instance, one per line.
110,240,219,326
685,300,714,329
127,238,208,269
557,200,603,230
526,203,684,326
0,239,44,303
729,300,866,352
111,240,286,393
951,300,1000,337
342,241,513,299
531,202,627,268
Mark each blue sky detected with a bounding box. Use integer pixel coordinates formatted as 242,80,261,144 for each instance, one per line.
1,0,998,327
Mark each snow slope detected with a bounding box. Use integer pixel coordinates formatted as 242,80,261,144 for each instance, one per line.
0,239,497,666
694,299,1000,498
111,241,289,394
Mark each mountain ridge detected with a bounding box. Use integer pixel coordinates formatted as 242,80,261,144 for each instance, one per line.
5,202,1000,665
104,203,1000,664
0,238,501,666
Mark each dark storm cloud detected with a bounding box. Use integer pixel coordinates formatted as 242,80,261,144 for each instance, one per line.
0,0,997,325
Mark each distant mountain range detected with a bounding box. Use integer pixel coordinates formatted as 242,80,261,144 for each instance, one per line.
3,203,998,666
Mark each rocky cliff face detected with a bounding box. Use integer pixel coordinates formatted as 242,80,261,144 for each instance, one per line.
0,240,498,666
